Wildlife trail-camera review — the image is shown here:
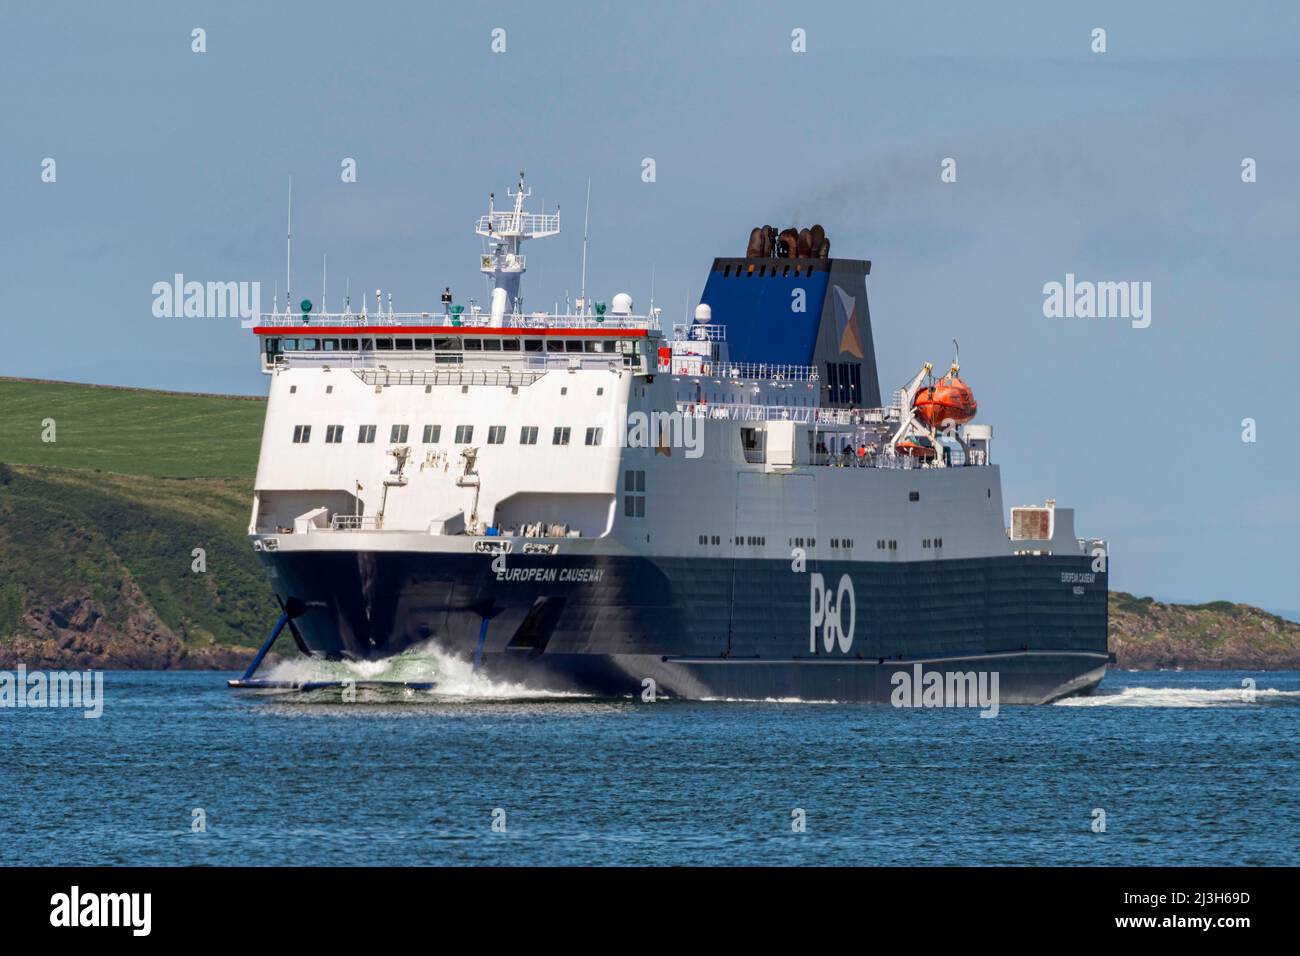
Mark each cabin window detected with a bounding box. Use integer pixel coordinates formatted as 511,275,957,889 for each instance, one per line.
623,469,646,493
455,425,474,444
358,425,376,443
325,425,343,444
292,425,311,443
523,339,544,352
422,425,441,443
623,496,646,518
519,426,538,445
584,427,603,446
552,427,571,446
909,491,920,502
487,426,506,444
390,425,409,443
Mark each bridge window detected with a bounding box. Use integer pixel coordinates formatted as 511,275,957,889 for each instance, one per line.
340,338,358,350
520,426,538,445
547,340,565,352
292,425,311,443
414,338,432,351
455,425,474,444
321,339,339,352
374,338,393,350
523,339,543,352
483,339,502,351
422,425,441,443
463,339,482,351
390,425,409,443
487,426,506,444
357,425,376,444
502,338,521,351
434,337,461,350
325,425,343,444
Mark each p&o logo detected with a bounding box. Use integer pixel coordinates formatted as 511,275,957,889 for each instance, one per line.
809,572,855,653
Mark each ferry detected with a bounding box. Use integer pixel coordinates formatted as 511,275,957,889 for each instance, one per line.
238,174,1109,703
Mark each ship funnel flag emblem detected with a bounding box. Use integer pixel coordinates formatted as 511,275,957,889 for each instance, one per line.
832,286,865,359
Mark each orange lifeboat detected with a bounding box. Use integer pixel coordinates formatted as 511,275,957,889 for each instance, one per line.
895,434,937,459
913,372,977,428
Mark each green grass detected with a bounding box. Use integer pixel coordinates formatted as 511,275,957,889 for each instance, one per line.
0,378,263,478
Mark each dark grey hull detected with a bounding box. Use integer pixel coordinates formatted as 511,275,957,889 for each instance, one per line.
257,549,1108,704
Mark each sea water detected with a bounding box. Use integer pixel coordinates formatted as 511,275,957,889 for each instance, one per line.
2,656,1296,866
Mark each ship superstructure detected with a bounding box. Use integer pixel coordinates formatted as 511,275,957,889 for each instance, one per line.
243,175,1109,703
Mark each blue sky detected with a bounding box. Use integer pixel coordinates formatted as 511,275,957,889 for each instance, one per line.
3,1,1297,610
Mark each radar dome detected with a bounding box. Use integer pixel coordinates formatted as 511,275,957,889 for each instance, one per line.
611,292,633,314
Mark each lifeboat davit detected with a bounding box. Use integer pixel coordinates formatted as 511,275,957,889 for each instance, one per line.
895,434,937,459
913,375,977,428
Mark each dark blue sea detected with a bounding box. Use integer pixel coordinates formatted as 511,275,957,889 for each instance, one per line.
3,662,1297,866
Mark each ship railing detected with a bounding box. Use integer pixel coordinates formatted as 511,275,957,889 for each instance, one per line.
474,211,561,238
669,359,820,382
253,310,660,331
676,402,898,425
329,514,382,531
671,323,727,342
351,367,550,388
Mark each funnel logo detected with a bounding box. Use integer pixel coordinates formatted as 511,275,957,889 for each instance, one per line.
809,572,855,653
831,286,865,359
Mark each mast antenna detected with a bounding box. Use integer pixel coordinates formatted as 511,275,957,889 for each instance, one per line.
322,254,327,314
285,175,292,310
579,178,591,313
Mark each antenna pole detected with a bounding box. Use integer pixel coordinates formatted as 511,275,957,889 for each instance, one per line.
579,178,591,313
322,254,327,314
286,175,292,310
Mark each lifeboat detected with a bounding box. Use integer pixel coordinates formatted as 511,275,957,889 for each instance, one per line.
895,434,937,459
913,373,977,428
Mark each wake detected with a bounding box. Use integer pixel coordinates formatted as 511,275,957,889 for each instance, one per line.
1055,685,1300,708
259,641,587,701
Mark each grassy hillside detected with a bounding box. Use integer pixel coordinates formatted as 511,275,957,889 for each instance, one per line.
0,463,274,667
0,378,270,667
0,377,263,478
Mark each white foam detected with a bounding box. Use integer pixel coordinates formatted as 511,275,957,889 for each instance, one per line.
1055,685,1300,708
261,641,587,700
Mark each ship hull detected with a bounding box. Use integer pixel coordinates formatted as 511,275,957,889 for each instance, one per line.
256,548,1108,705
